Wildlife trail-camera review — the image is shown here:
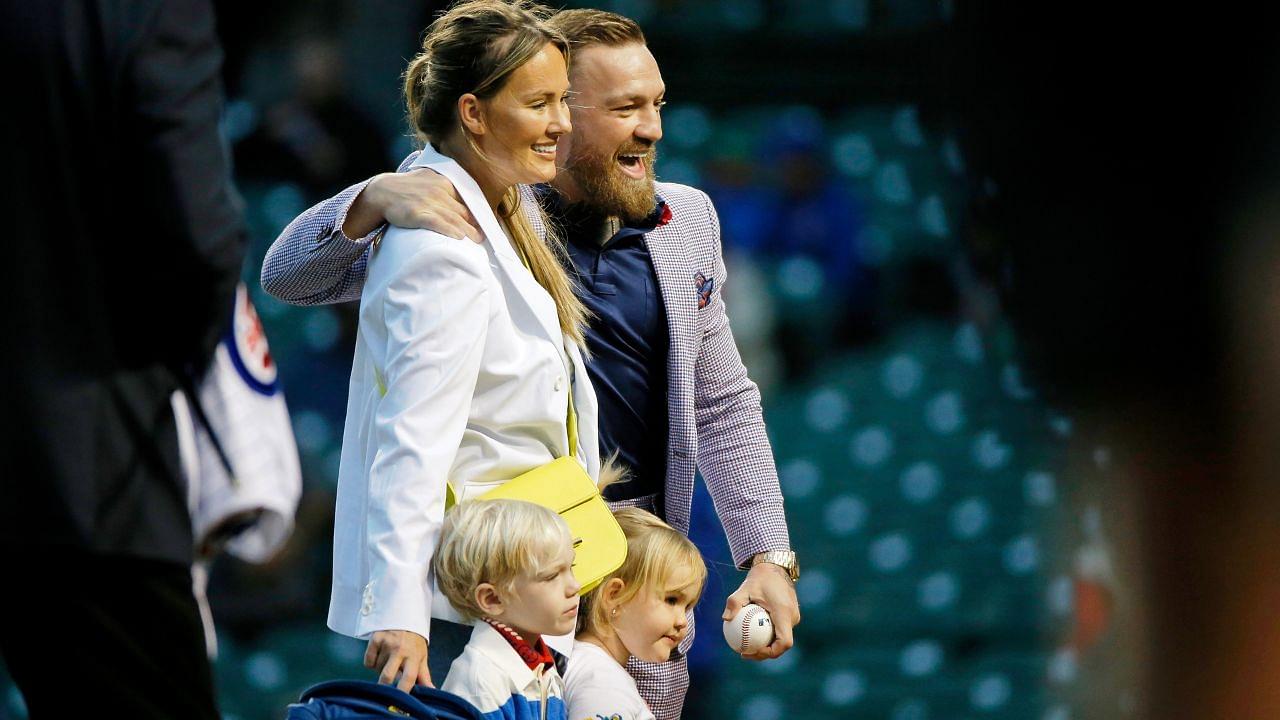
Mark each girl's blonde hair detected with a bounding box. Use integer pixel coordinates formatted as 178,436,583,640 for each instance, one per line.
402,0,589,346
434,498,573,622
576,508,707,637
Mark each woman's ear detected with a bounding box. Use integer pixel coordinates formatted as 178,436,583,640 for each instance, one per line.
458,93,485,136
474,582,503,617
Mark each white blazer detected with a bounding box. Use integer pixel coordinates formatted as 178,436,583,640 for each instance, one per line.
328,147,600,643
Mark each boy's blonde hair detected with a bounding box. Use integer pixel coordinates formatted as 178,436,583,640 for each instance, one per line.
434,498,573,622
576,508,707,637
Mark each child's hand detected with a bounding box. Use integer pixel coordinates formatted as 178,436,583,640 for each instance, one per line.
365,629,431,692
722,563,800,661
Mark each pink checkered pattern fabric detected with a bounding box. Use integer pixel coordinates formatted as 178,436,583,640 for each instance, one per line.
261,177,376,307
260,153,792,717
628,652,690,720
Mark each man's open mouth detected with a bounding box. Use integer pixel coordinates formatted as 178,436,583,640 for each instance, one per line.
617,152,648,179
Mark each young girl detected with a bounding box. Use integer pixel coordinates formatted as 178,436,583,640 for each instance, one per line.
564,508,707,720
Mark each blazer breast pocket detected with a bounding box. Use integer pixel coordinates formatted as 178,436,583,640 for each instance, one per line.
694,271,717,310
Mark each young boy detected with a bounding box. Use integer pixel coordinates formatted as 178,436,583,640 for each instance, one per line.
434,498,579,720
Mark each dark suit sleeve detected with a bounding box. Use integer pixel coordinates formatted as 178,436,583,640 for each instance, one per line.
127,0,246,366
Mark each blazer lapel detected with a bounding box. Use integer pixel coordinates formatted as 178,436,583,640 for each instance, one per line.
409,148,564,349
644,224,697,381
641,197,702,536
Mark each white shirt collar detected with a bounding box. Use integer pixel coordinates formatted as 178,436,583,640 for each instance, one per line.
467,620,537,689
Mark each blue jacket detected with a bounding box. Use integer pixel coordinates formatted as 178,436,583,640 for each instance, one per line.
287,679,484,719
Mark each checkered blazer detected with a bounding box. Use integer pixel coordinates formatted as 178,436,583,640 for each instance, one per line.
261,156,791,573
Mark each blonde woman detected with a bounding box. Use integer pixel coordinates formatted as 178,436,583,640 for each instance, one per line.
325,0,598,692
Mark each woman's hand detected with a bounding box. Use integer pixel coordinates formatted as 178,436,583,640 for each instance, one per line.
365,629,431,691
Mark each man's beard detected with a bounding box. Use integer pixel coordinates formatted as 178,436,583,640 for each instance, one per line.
562,142,658,224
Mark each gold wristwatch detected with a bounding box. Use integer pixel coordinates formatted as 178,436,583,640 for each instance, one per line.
750,550,800,582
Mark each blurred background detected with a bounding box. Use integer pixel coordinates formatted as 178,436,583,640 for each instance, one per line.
6,2,1279,718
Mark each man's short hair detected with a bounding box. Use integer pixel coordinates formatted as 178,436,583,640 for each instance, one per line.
433,498,572,622
547,8,646,48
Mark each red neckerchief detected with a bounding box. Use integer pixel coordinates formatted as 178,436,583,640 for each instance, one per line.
657,203,673,227
482,618,555,671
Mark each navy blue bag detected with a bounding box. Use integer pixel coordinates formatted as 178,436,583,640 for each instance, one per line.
286,680,486,720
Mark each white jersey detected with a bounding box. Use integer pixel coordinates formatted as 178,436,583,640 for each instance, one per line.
562,641,656,720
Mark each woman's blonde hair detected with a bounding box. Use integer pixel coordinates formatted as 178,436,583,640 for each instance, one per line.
402,0,589,346
434,498,573,622
576,508,707,637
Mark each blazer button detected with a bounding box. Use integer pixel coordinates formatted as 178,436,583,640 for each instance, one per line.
554,376,564,392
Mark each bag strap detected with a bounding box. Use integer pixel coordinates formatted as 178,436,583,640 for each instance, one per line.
179,363,238,484
565,354,578,459
511,242,578,460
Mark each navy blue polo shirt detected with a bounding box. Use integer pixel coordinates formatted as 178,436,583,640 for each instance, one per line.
537,187,671,502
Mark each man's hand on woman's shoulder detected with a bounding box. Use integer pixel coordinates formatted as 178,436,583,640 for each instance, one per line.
345,168,483,244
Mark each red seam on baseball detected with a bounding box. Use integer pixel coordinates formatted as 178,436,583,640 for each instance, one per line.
741,606,761,652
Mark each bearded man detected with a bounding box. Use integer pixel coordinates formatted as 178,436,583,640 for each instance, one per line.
261,10,799,719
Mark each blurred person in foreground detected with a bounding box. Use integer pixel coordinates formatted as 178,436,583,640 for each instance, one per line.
959,4,1280,717
261,8,798,718
0,0,246,717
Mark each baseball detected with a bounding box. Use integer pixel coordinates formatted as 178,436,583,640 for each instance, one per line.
723,603,774,654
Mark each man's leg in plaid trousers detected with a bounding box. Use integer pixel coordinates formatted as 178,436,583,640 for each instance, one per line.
628,652,690,720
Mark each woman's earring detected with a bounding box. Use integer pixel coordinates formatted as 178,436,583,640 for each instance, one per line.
611,607,619,617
